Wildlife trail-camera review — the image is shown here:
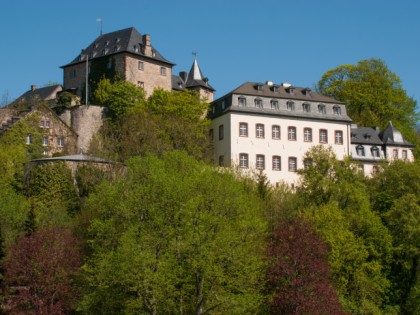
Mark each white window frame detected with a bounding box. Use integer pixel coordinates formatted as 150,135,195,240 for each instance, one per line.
256,154,265,170
272,125,280,139
239,153,249,168
335,130,343,144
304,128,312,142
288,157,297,172
272,155,281,171
239,122,248,137
256,124,264,138
319,129,328,143
255,98,263,108
288,127,296,141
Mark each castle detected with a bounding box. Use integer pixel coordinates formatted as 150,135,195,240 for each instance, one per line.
1,27,414,183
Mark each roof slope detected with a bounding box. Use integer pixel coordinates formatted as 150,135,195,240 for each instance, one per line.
14,85,62,104
380,121,414,146
185,57,215,91
351,126,383,145
61,27,174,68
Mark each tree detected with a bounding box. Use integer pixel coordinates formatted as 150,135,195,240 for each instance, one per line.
266,219,347,315
3,227,82,314
78,151,266,314
317,59,418,142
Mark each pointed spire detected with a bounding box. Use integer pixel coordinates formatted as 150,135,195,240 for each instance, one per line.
189,53,204,81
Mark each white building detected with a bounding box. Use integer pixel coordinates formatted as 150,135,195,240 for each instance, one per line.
209,81,352,185
351,122,415,176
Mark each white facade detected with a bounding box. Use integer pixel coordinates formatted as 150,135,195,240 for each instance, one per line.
209,82,352,185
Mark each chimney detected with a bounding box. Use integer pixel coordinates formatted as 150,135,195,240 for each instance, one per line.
31,85,37,91
142,34,152,57
179,71,188,83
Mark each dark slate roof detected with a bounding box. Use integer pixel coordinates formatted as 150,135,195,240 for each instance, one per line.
14,85,62,103
380,121,414,146
351,126,383,145
185,58,215,91
227,82,343,104
172,74,186,91
61,27,174,68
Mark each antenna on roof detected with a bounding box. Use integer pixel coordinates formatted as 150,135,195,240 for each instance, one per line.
192,51,198,59
96,18,103,35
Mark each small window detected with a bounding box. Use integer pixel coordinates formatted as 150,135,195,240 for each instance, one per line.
209,129,214,141
272,125,280,139
239,153,249,168
45,120,50,128
318,104,326,114
219,125,224,140
304,128,312,142
107,58,113,69
255,98,263,108
371,146,380,157
43,150,48,156
138,81,144,88
287,101,295,111
40,120,44,128
356,145,365,156
402,150,408,159
319,129,328,143
256,124,264,138
271,100,279,110
256,154,265,170
393,149,398,158
304,158,313,169
160,67,166,76
335,130,343,144
138,61,144,70
288,157,297,172
101,49,106,56
219,155,225,166
333,106,342,115
256,84,263,91
302,103,311,112
273,86,279,93
57,137,64,147
239,122,248,137
42,136,48,146
221,100,226,110
26,134,31,145
238,97,246,106
288,127,296,141
272,156,281,171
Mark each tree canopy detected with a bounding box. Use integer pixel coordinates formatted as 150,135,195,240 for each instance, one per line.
317,59,418,142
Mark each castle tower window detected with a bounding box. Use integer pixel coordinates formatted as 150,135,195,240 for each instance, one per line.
318,104,326,114
287,101,295,111
333,106,342,115
271,100,279,110
302,102,311,112
238,97,246,106
138,61,144,70
255,98,263,108
160,67,166,76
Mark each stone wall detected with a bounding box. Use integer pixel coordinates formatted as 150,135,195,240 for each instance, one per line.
60,105,105,153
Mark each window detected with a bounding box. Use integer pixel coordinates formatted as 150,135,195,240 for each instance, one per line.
356,145,365,156
335,130,343,144
101,49,106,56
371,146,380,157
303,128,312,142
219,155,225,166
287,101,295,111
271,100,279,110
319,129,328,143
333,106,341,115
43,150,48,156
40,119,44,128
272,125,280,139
318,104,326,114
302,103,311,112
256,154,265,170
272,156,281,171
45,119,50,128
42,136,48,146
288,127,296,141
402,150,408,160
58,137,64,147
160,67,166,76
107,58,113,69
239,122,248,137
393,149,398,158
209,129,214,141
288,157,297,172
273,86,279,93
255,98,263,108
256,84,263,91
221,100,226,110
138,81,144,88
256,124,264,138
304,158,313,169
219,125,224,140
138,61,144,70
238,97,246,106
26,134,31,145
239,153,249,168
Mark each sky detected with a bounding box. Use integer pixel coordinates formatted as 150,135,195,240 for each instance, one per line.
1,0,419,106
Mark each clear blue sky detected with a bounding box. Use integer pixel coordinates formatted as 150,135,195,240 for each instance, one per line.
1,0,419,107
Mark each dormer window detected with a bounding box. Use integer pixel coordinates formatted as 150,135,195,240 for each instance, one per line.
115,38,120,43
94,43,99,49
101,49,106,56
221,100,226,110
318,104,326,114
302,103,311,112
333,106,341,115
271,100,279,110
89,52,93,59
272,86,279,93
356,145,365,156
351,133,356,139
105,40,110,46
255,98,263,108
286,87,295,94
287,101,295,111
303,88,311,96
256,84,263,91
134,45,139,53
364,134,371,140
238,97,246,106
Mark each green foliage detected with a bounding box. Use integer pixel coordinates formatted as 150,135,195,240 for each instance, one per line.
317,58,418,143
26,162,79,226
93,78,146,118
78,151,266,314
